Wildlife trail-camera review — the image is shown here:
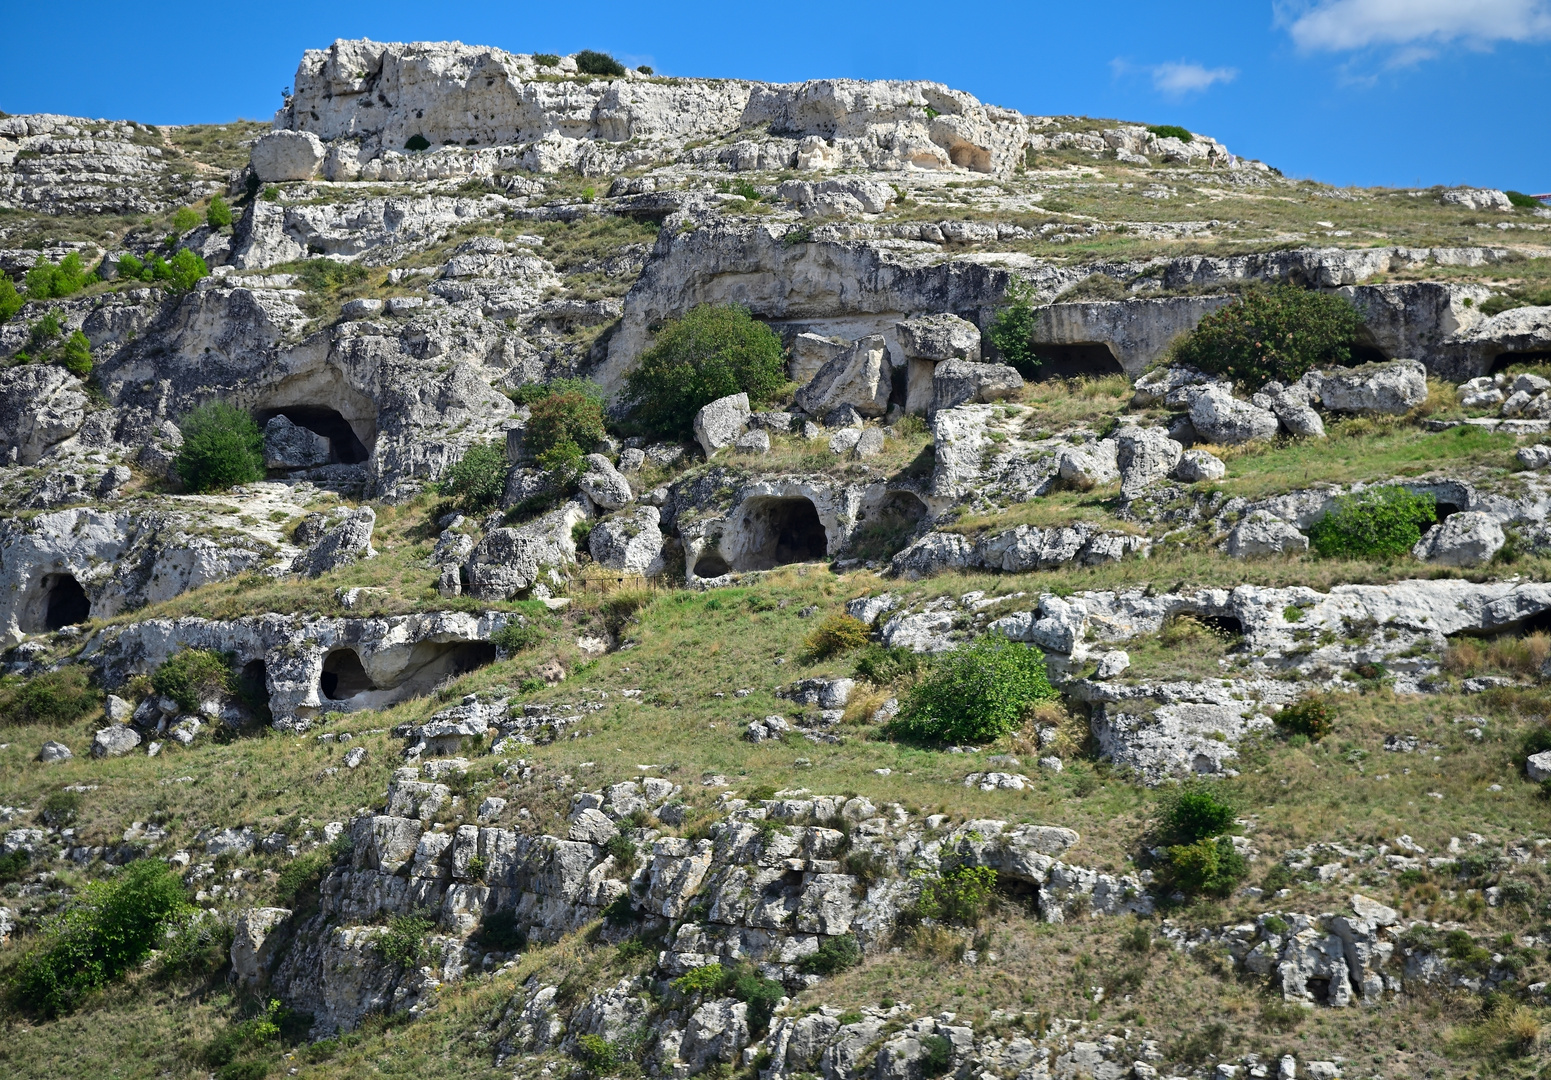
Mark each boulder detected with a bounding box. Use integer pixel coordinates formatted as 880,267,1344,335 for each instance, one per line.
249,130,326,182
733,429,771,454
92,723,142,758
1056,440,1119,489
1225,511,1309,557
1317,359,1428,414
589,506,666,576
854,427,886,457
1440,187,1513,212
1528,750,1551,783
1172,448,1226,483
1412,511,1504,567
897,312,982,413
692,393,751,458
790,333,850,384
38,740,73,763
231,907,292,986
1116,426,1183,498
1517,444,1551,470
293,508,376,577
930,359,1023,413
264,415,332,470
795,335,891,418
1188,385,1279,445
578,454,633,510
1264,381,1327,438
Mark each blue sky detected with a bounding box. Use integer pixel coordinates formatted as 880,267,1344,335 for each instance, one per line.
3,0,1548,192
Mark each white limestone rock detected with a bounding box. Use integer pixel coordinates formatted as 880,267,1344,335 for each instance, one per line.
1189,385,1280,445
795,335,891,418
1441,187,1512,212
294,508,377,577
232,907,293,986
1116,426,1183,498
578,454,633,511
1317,359,1428,414
1528,750,1551,783
929,359,1023,413
693,393,751,458
250,130,326,182
92,723,141,758
264,415,332,470
1172,448,1226,483
589,506,666,576
733,429,771,454
38,740,73,763
1412,511,1504,567
1057,440,1119,489
1225,511,1309,557
1517,444,1551,470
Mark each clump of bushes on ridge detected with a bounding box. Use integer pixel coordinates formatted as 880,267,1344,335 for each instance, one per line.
623,303,787,438
1173,283,1362,389
575,50,626,77
175,402,266,492
889,635,1058,745
1307,485,1436,559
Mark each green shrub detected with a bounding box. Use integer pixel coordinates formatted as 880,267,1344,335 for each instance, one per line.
796,934,862,975
440,440,508,512
492,620,545,653
804,614,871,659
623,303,786,437
152,648,234,712
1308,485,1436,559
853,644,923,685
273,846,337,909
207,196,234,229
987,284,1040,378
175,402,265,492
1276,696,1334,741
534,53,560,67
24,252,93,300
291,259,369,292
890,635,1057,745
171,207,200,234
673,962,734,995
1506,191,1544,210
0,666,98,726
575,50,626,76
160,909,234,977
637,65,654,75
40,790,81,826
1167,837,1248,897
736,966,786,1034
1173,284,1362,389
921,1034,954,1076
59,330,92,377
916,865,997,926
0,849,31,882
0,275,23,321
118,248,208,291
508,376,603,407
216,1062,271,1080
574,1034,618,1073
378,912,434,968
1155,780,1237,846
1147,124,1193,141
404,134,431,152
524,388,606,459
9,859,190,1015
203,998,291,1069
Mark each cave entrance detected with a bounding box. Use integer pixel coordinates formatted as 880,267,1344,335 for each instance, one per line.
1434,501,1463,523
1490,350,1551,375
875,490,928,529
730,497,829,570
256,405,370,464
1348,344,1390,365
1029,343,1125,381
237,660,271,721
1197,614,1244,638
693,552,731,578
321,649,375,700
41,574,89,631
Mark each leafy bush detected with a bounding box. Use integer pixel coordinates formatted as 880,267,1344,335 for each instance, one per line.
1155,780,1237,846
404,133,431,152
804,614,871,659
890,635,1057,745
921,1034,954,1076
987,283,1041,378
59,330,93,377
623,303,786,437
274,848,333,909
1173,284,1362,389
524,388,606,460
378,912,434,968
25,252,94,299
1276,696,1333,741
1307,485,1436,559
1147,124,1193,141
796,933,861,975
152,648,234,712
534,53,560,67
916,865,997,926
492,620,545,653
672,961,734,996
117,249,208,292
160,909,234,977
1507,191,1544,210
9,859,190,1015
175,402,265,491
573,1033,619,1073
0,849,31,882
0,666,97,726
637,65,654,75
40,790,81,826
203,998,294,1074
1167,837,1248,897
575,50,626,76
853,644,923,685
732,966,785,1034
439,440,508,512
0,275,24,321
170,206,200,235
207,196,234,228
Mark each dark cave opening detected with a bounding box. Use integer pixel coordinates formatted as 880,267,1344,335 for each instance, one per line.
693,552,732,578
321,648,376,700
1030,343,1125,381
733,497,829,570
42,574,90,631
256,405,370,464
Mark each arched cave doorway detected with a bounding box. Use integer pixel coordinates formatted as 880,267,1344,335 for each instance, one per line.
237,659,271,721
321,648,375,700
729,497,829,570
256,405,371,464
28,573,90,632
874,490,928,529
1347,344,1390,365
1490,350,1551,375
1030,343,1126,381
693,552,731,578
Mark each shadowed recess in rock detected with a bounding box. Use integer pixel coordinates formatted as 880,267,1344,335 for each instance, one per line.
1030,343,1125,381
728,496,829,570
256,405,371,464
24,572,91,633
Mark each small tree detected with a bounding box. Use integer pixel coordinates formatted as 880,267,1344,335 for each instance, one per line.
170,206,200,234
1155,780,1237,846
805,614,871,659
1308,486,1436,559
0,276,23,321
575,50,626,76
441,440,508,512
59,331,92,377
206,196,233,229
25,253,93,300
916,865,998,925
524,389,606,459
623,303,786,437
987,283,1041,377
890,635,1058,745
152,649,234,712
1173,284,1362,389
167,249,209,292
174,402,265,492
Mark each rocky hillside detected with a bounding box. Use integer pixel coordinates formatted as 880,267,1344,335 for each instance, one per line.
4,37,1551,1080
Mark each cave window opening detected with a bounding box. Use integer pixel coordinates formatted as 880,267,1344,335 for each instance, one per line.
1490,350,1551,375
1347,344,1389,365
1028,343,1125,381
876,491,928,528
693,553,731,578
734,497,829,570
237,660,271,721
1515,608,1551,637
1197,614,1244,638
42,574,89,631
256,405,370,464
321,649,376,700
1433,502,1463,524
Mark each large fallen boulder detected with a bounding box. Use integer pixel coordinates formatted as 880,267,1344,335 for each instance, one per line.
589,506,667,575
930,360,1023,413
692,393,751,458
794,335,891,418
1116,426,1183,498
1188,385,1279,445
1317,359,1428,414
1412,511,1504,567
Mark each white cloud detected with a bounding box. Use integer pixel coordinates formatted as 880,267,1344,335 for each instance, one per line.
1281,0,1551,52
1150,62,1238,96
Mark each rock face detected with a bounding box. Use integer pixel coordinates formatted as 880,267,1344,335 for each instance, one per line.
232,907,294,986
264,415,333,470
929,359,1023,413
250,131,326,182
0,113,216,215
589,506,667,575
1225,511,1309,557
897,313,982,413
1317,359,1429,414
1189,385,1280,445
0,365,89,466
1116,426,1183,498
794,336,891,418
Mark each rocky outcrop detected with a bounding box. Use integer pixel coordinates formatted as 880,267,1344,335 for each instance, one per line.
794,336,891,418
0,113,216,215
